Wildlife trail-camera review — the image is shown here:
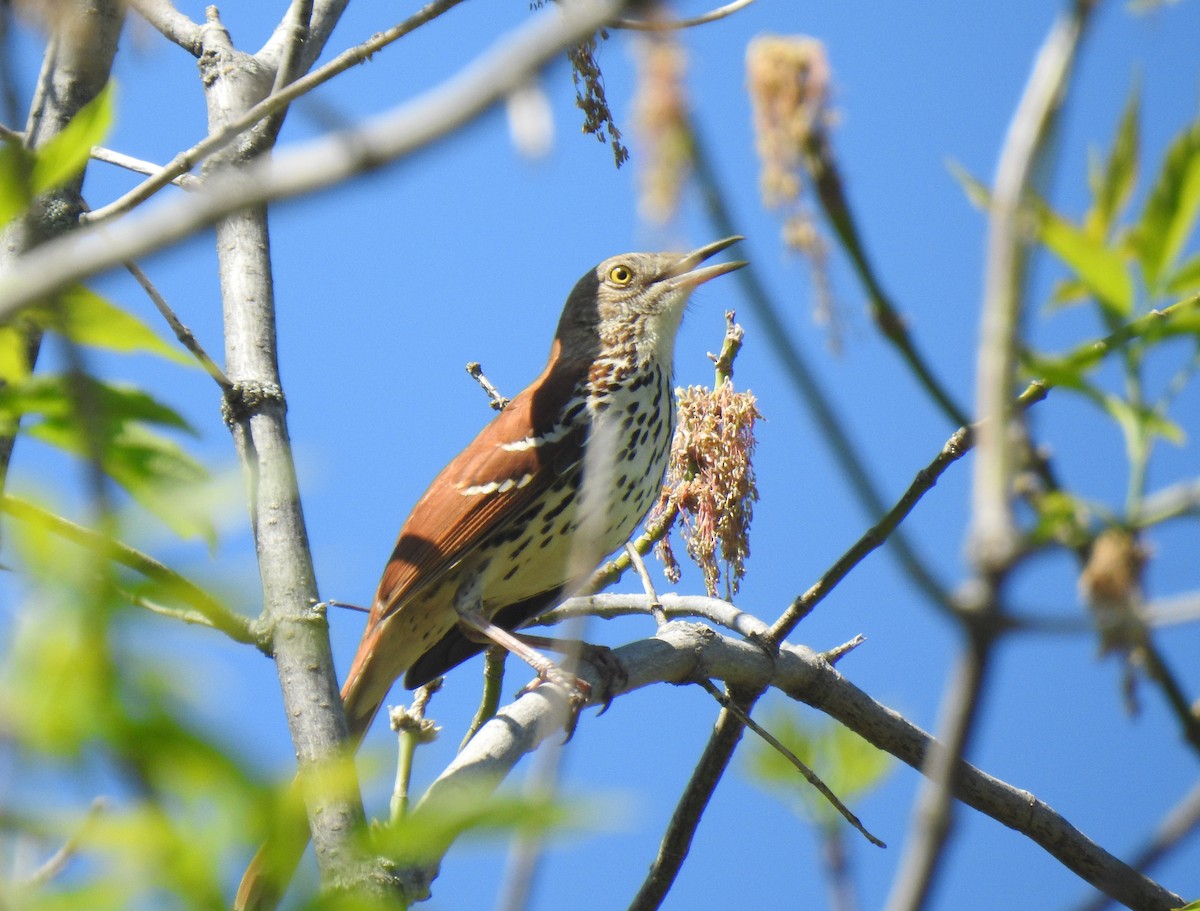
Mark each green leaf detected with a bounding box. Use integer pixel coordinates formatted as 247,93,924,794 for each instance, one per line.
745,709,890,829
0,141,34,226
1046,276,1091,311
946,159,991,210
30,81,115,194
31,419,213,541
1164,251,1200,296
1085,87,1139,241
1134,119,1200,295
8,374,211,540
30,285,192,365
1030,490,1091,547
0,374,194,433
0,323,36,386
1037,203,1135,317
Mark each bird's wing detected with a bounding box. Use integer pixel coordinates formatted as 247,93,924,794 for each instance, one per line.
369,350,586,626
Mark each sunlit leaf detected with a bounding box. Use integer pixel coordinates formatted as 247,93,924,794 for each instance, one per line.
1164,252,1200,296
30,81,115,195
1030,489,1092,547
1037,204,1134,317
29,285,192,365
1134,119,1200,295
372,788,578,865
0,323,36,386
1085,87,1139,241
0,141,34,226
0,374,194,432
1046,276,1090,311
745,708,890,829
1142,409,1185,445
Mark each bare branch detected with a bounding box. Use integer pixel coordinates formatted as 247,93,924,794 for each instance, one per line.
121,258,233,392
890,6,1099,910
689,119,957,613
612,0,756,30
1072,780,1200,911
84,0,470,226
466,361,510,411
970,0,1095,571
696,678,885,848
128,0,203,55
405,623,1183,911
89,145,202,188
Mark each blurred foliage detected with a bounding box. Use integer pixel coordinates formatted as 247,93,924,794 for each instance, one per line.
952,84,1200,540
0,78,265,910
0,82,114,224
745,707,890,833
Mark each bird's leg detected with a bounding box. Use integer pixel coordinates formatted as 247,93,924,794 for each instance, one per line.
451,581,591,717
509,632,627,711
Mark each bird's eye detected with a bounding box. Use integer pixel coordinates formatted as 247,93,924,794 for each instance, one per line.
608,264,633,286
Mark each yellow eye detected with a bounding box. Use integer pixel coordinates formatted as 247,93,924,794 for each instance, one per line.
608,264,633,286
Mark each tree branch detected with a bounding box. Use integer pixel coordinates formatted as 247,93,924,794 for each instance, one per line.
0,0,627,316
84,0,469,227
402,622,1183,911
128,0,203,55
889,6,1098,910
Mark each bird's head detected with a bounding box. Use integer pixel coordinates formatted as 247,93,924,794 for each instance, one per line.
556,236,746,365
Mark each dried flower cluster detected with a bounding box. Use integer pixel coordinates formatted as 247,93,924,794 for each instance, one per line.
746,35,832,209
1078,527,1150,713
653,381,761,598
746,35,841,344
568,31,630,168
633,31,691,224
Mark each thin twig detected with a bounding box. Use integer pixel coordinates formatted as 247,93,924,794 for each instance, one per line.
89,146,202,188
461,646,507,751
581,499,680,593
123,259,234,392
804,128,970,429
612,0,755,30
24,798,109,888
766,423,977,647
85,0,470,226
625,541,667,628
466,361,510,411
696,678,885,848
971,1,1094,571
710,310,743,386
390,681,441,824
627,688,756,911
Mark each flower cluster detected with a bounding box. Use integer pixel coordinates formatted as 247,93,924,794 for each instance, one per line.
653,381,761,598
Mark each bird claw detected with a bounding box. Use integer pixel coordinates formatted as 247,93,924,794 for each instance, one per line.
517,668,590,741
577,643,628,716
516,644,628,740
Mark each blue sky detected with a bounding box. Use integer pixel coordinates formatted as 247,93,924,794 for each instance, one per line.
6,1,1200,909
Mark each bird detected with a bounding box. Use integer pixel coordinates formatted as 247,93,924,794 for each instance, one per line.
234,236,746,911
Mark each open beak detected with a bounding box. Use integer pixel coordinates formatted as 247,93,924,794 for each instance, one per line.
663,235,748,289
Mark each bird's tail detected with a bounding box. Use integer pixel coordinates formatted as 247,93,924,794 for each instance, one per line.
233,645,390,911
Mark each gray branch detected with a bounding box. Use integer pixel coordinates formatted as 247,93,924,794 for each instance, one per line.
403,619,1183,911
0,0,627,320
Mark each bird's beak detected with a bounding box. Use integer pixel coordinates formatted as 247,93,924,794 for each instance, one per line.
664,235,748,289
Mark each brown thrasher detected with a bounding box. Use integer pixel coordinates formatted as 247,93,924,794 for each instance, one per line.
234,236,745,911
